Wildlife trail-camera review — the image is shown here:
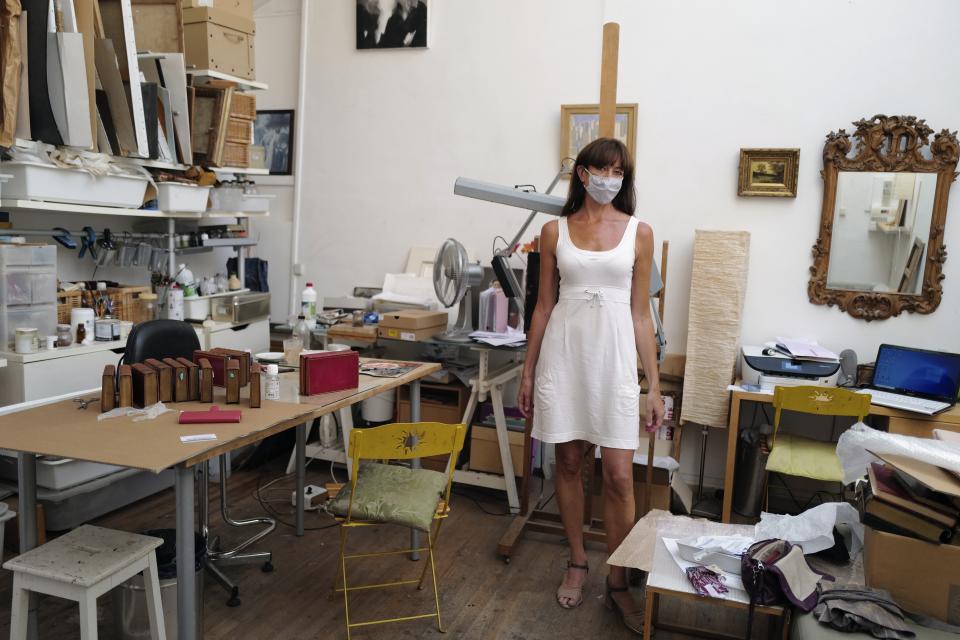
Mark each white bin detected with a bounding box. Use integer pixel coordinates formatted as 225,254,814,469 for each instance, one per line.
361,391,395,423
208,186,275,213
155,183,211,213
0,161,148,208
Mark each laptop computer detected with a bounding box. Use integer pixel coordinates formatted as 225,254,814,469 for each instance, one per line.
861,344,960,415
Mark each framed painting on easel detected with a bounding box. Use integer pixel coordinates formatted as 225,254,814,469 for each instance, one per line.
560,103,637,166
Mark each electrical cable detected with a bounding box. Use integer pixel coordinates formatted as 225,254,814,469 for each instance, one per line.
254,469,340,531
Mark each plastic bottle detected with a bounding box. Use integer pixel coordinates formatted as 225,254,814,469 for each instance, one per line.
301,282,318,329
167,284,184,321
264,364,280,400
294,314,311,350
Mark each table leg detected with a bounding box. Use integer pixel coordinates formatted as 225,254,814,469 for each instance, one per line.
644,589,656,640
491,384,520,514
176,464,197,640
17,453,38,640
339,407,355,481
721,394,743,523
410,379,421,561
296,422,306,536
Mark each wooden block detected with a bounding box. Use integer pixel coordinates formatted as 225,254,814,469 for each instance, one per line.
101,365,116,412
118,364,133,408
199,358,213,403
131,363,158,408
225,360,240,404
193,349,230,387
164,357,190,402
145,358,173,402
177,357,200,400
211,348,250,386
249,364,261,408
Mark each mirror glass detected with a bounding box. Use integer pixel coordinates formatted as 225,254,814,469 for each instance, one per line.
825,171,937,295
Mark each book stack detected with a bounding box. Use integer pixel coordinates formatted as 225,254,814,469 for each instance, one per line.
863,450,960,545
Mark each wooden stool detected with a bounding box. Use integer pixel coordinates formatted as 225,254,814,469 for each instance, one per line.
3,524,166,640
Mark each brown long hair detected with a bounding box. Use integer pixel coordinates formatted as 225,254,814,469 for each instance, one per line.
561,138,636,216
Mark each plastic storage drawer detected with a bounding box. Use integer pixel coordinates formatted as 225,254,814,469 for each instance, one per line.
0,244,56,268
0,161,149,208
0,303,57,349
0,271,57,305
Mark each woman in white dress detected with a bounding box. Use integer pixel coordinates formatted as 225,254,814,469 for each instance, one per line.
517,138,664,635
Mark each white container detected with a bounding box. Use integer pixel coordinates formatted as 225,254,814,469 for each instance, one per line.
14,328,39,354
0,161,149,208
2,303,57,349
166,286,184,321
70,307,95,345
183,296,211,321
361,391,395,423
301,282,318,329
0,173,10,199
155,183,211,213
0,452,125,490
208,186,275,213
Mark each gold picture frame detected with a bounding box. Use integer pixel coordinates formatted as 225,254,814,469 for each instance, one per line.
737,148,800,197
560,103,638,167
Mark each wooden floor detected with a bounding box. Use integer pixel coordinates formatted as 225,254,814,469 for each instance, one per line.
0,456,767,639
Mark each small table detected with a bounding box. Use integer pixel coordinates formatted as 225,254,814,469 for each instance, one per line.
643,523,790,640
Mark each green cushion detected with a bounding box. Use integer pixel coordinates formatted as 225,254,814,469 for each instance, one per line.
766,434,844,482
328,462,447,531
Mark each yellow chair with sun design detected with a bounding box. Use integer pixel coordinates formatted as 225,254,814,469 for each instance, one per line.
763,385,870,511
326,421,466,639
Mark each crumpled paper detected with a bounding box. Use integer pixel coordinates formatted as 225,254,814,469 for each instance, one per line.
755,502,863,555
98,402,173,423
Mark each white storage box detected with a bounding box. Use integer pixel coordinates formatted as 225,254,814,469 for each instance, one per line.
0,245,56,269
0,271,57,305
155,183,211,213
183,296,211,321
0,161,149,208
0,451,124,490
208,186,275,213
0,173,10,199
0,303,57,350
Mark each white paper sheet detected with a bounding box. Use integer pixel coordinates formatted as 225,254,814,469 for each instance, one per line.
754,502,864,555
663,537,747,593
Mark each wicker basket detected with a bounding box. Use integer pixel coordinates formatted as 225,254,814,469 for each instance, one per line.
56,290,82,325
229,94,256,120
222,142,250,168
226,117,253,144
105,286,152,324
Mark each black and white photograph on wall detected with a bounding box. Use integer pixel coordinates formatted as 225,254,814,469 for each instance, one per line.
357,0,428,49
254,110,295,175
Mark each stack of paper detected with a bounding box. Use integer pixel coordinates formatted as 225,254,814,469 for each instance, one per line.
469,329,526,347
770,336,839,362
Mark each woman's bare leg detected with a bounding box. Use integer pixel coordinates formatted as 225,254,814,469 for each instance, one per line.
555,440,589,606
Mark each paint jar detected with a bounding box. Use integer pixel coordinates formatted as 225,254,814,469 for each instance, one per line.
14,328,39,354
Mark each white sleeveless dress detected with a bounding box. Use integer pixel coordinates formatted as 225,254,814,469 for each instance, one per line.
531,215,642,450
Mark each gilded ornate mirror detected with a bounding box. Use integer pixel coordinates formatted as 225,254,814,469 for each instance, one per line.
808,115,960,320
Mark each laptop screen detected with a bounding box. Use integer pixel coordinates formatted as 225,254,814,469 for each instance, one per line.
872,344,960,402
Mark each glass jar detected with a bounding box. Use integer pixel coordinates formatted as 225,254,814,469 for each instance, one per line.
140,292,159,321
56,324,73,347
14,328,39,354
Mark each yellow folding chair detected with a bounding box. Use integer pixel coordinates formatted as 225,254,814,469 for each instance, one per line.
327,421,466,639
763,386,870,511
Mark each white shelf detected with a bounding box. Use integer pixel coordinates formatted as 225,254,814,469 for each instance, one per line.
0,339,126,364
0,199,268,220
212,167,269,176
186,69,269,91
0,199,201,219
202,237,257,247
120,158,190,172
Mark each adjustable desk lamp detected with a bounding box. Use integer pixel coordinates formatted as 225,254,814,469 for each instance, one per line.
453,170,667,362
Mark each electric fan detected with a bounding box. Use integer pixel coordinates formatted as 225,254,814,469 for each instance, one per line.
433,238,484,341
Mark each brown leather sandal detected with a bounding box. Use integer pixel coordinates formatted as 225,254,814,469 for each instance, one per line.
605,578,644,635
556,561,589,609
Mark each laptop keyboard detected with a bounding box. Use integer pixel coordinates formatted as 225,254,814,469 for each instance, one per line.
860,388,951,415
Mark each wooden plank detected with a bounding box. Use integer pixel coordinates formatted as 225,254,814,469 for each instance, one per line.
598,22,620,139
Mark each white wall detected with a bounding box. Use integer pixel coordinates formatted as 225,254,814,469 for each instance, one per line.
257,0,960,486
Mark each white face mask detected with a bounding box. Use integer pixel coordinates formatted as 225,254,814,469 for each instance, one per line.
582,169,622,205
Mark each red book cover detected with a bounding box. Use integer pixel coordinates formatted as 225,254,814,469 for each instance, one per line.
299,350,360,396
179,406,242,424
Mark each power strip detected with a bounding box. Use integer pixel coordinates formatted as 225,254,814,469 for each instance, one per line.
291,484,327,510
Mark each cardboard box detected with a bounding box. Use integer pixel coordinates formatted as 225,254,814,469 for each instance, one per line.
183,0,253,21
864,526,960,625
469,424,525,477
183,7,256,80
379,310,449,330
378,324,445,342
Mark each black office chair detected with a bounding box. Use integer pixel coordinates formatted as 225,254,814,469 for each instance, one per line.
123,319,201,364
123,319,274,607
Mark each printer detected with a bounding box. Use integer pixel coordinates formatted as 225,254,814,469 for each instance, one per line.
740,345,840,389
